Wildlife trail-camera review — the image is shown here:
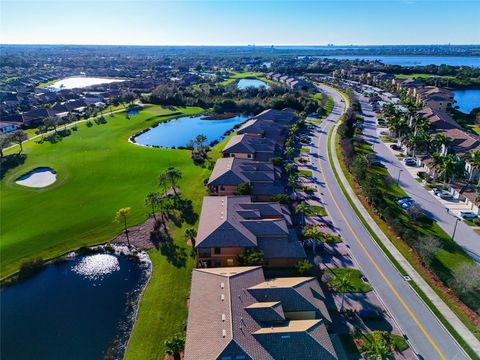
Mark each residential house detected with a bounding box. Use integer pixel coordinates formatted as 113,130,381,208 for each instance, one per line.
207,157,283,201
195,196,305,268
184,266,337,360
0,121,17,133
222,134,277,162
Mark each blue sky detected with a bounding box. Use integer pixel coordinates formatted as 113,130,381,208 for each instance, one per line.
1,0,479,45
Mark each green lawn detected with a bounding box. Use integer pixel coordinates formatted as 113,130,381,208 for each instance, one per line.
297,169,313,178
36,79,59,88
1,105,237,359
327,268,372,293
1,104,204,277
394,73,454,79
303,204,327,217
125,134,229,359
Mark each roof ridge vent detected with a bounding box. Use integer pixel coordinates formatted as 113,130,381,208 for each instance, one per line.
221,294,225,301
221,282,225,289
222,314,226,321
222,329,227,338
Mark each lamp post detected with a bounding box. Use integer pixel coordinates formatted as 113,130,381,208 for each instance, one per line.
396,169,403,186
452,218,460,241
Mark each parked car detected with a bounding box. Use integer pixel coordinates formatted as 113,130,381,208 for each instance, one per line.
457,211,478,220
397,197,415,209
379,130,389,136
434,190,453,200
377,119,386,126
390,144,401,151
403,157,417,166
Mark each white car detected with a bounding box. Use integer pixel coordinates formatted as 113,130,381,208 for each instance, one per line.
457,211,478,220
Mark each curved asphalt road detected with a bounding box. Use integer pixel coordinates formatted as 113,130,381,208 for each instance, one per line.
357,92,480,263
310,84,467,360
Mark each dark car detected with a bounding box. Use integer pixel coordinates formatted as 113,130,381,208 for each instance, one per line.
390,144,401,151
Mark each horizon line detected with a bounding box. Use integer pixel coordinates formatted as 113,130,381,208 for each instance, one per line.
2,43,480,47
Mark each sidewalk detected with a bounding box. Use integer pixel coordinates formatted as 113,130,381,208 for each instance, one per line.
329,118,480,356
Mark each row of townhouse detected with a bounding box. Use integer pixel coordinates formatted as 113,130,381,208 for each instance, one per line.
265,72,314,91
391,78,454,112
400,107,480,212
332,68,394,83
184,108,338,360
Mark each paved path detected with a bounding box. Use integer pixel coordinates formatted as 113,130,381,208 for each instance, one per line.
357,93,480,263
308,83,472,359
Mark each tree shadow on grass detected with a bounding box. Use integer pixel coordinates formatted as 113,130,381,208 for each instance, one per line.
160,241,188,268
0,153,27,179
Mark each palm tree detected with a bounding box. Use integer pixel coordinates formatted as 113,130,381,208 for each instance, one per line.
184,228,197,246
433,154,463,186
287,174,298,188
464,150,480,184
405,130,430,157
165,167,182,196
431,133,450,154
145,192,162,220
360,331,394,360
331,273,354,313
295,202,310,225
159,172,169,193
115,207,131,247
284,146,295,161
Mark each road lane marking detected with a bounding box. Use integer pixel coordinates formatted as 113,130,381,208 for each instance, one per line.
315,105,447,360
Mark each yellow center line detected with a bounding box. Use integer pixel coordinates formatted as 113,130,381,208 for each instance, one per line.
316,112,446,360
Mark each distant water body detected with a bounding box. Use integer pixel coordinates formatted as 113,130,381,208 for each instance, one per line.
453,89,480,113
322,55,480,68
48,77,125,90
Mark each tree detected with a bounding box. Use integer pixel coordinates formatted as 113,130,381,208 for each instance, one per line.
234,182,253,195
44,116,59,134
165,167,182,195
412,236,441,266
431,133,450,153
284,146,295,160
405,130,430,157
451,263,480,296
272,193,290,204
184,228,197,246
464,150,480,184
10,130,28,154
331,272,354,313
295,202,310,225
193,134,208,150
351,156,368,183
0,133,12,159
159,172,169,193
115,207,131,247
237,248,264,266
360,331,394,360
432,153,463,185
302,225,322,241
295,260,313,276
145,192,162,220
164,333,185,360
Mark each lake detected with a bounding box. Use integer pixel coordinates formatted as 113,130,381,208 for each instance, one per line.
323,55,480,68
1,249,149,360
453,89,480,113
48,77,125,90
134,114,248,148
237,78,270,89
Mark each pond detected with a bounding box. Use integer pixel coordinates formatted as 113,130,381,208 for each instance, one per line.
237,78,270,89
47,77,125,90
16,167,56,188
453,89,480,114
322,55,480,68
1,249,150,360
133,114,248,148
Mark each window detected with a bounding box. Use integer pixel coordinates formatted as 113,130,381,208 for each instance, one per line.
227,258,234,266
247,154,252,158
214,247,221,255
220,185,225,190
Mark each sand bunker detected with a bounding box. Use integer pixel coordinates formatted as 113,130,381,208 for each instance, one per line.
16,167,56,188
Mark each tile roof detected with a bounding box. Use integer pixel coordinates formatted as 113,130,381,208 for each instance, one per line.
195,197,304,261
185,267,337,360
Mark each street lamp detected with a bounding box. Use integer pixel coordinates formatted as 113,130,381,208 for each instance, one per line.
446,208,461,241
396,169,403,186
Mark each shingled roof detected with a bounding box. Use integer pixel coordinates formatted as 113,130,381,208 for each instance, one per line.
222,134,276,161
195,196,305,260
184,267,337,360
